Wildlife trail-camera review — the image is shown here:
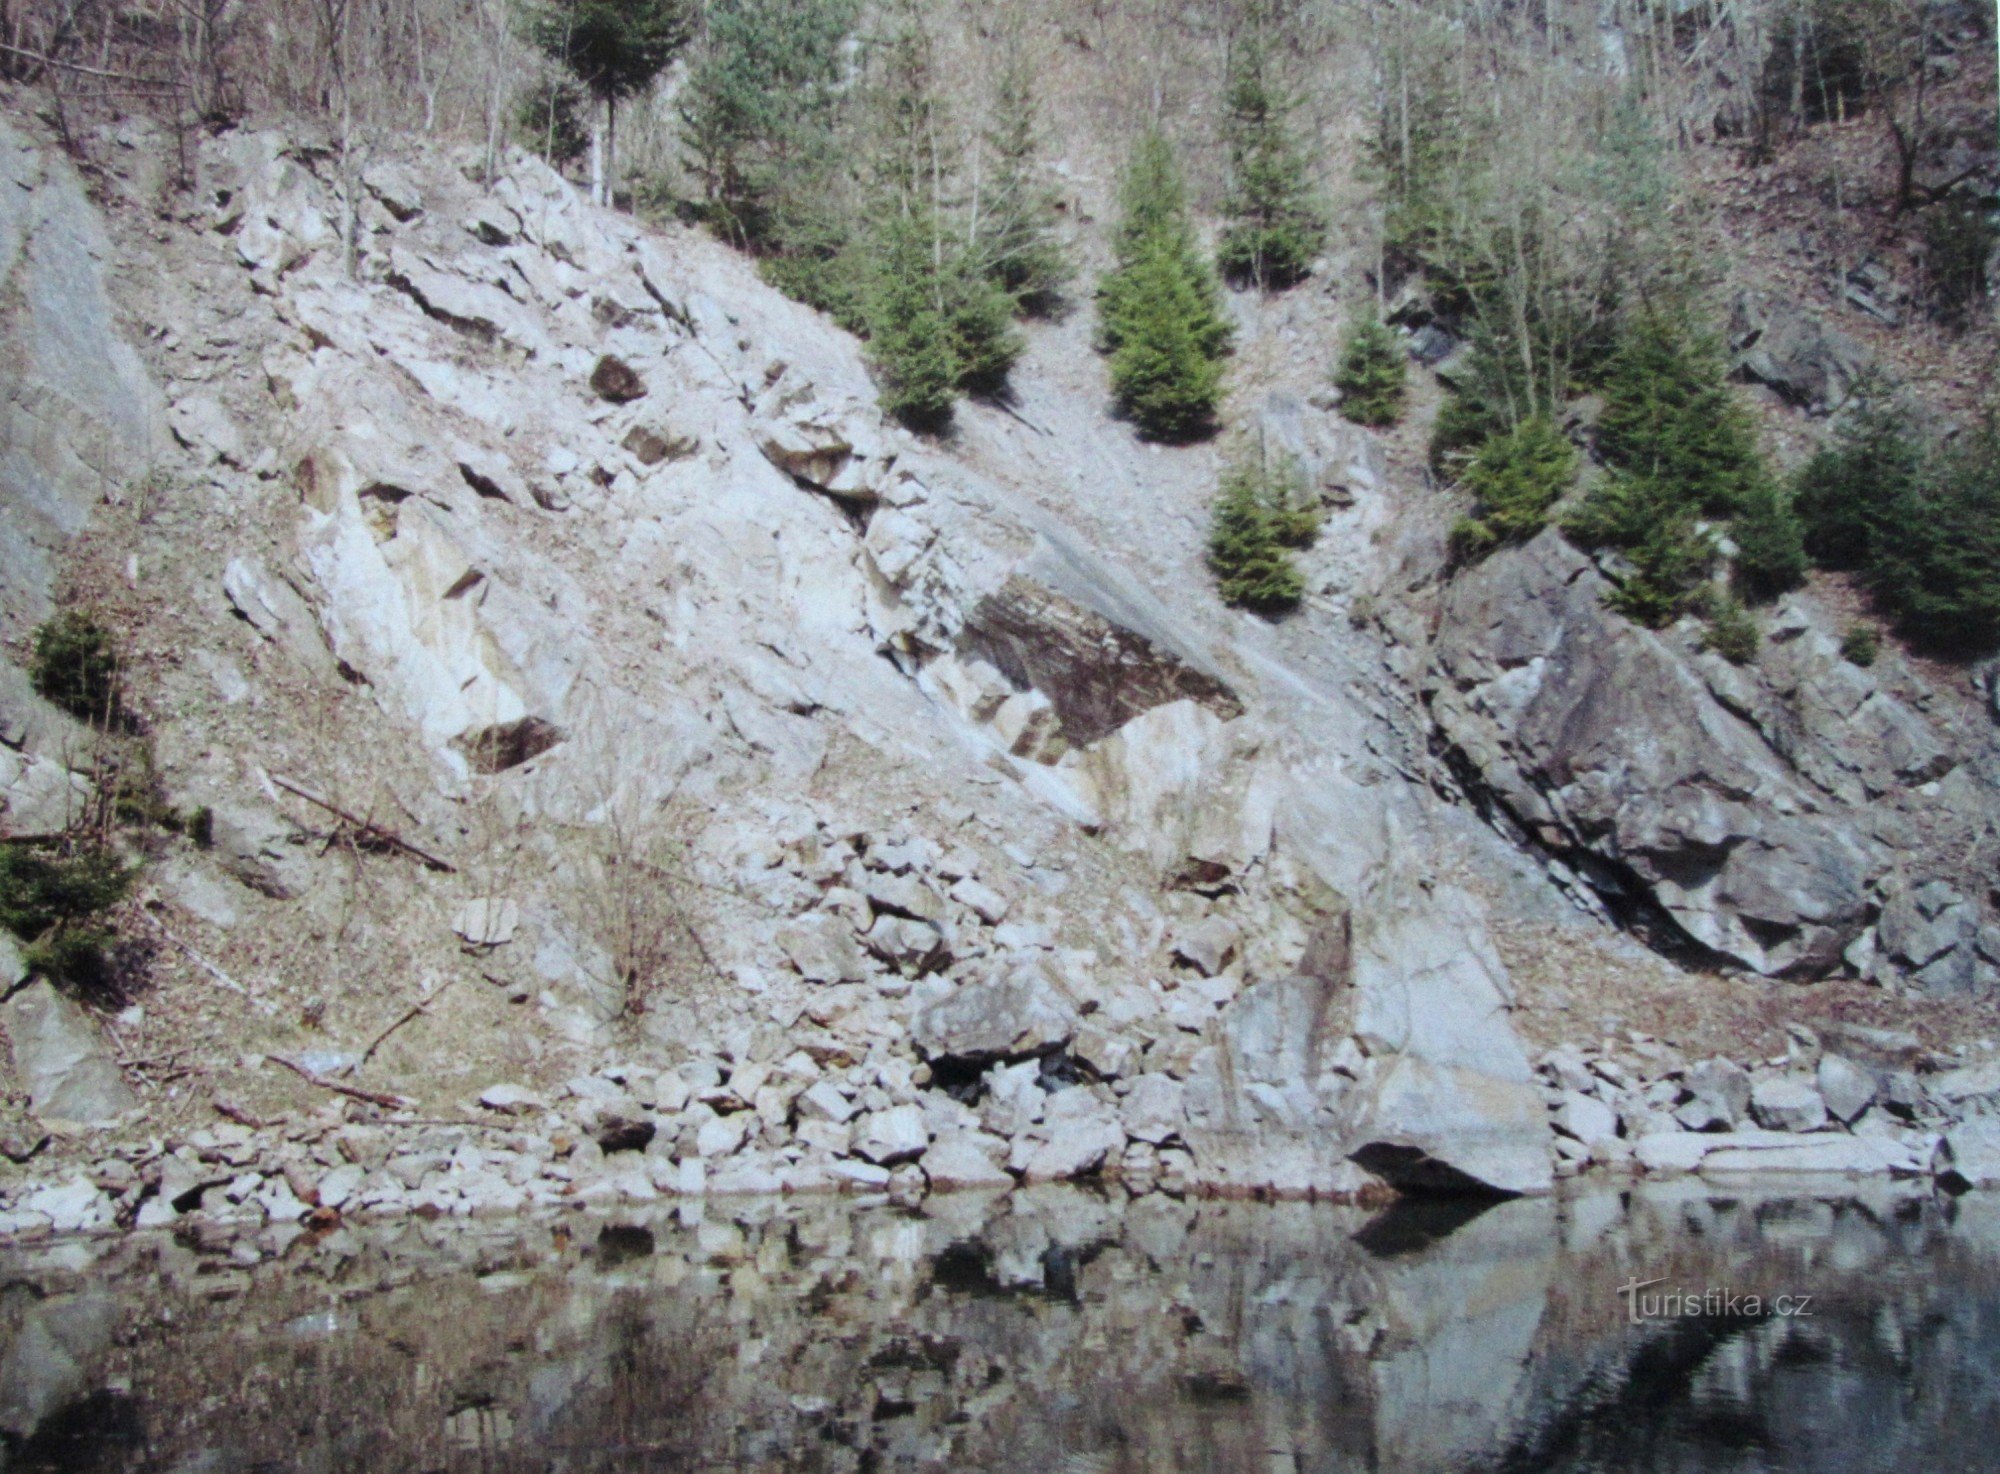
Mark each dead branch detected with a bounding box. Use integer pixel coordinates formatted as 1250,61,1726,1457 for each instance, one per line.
214,1098,267,1129
351,973,460,1072
138,908,251,996
267,1053,414,1109
271,772,458,872
0,41,181,84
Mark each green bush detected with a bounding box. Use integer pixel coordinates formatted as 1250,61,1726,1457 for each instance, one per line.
1259,452,1320,549
1097,132,1231,441
1216,39,1323,290
1208,457,1304,614
1839,623,1880,666
1702,596,1760,664
0,843,133,996
1450,415,1575,560
864,213,960,431
31,611,121,726
1335,312,1407,428
677,0,857,249
1796,403,2000,656
972,44,1069,315
1594,312,1763,518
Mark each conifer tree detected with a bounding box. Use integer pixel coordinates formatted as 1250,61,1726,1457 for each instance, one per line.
1216,39,1324,290
1334,310,1406,427
855,8,1020,426
865,210,958,430
526,0,697,206
1449,415,1575,560
971,43,1069,316
1097,131,1231,441
678,0,858,249
1208,457,1304,614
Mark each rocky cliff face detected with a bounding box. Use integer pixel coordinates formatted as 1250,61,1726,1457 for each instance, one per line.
0,114,1569,1201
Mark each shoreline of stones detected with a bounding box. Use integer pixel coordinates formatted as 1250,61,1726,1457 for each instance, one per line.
6,1018,2000,1244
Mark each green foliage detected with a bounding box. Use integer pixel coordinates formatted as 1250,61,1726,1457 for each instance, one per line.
1370,32,1466,271
1594,313,1763,517
1216,39,1323,290
524,0,697,103
1793,389,1922,570
849,14,1024,426
0,842,133,996
1207,455,1305,614
942,259,1026,396
1866,416,2000,655
1450,416,1576,560
1564,312,1798,624
1730,482,1808,604
1562,476,1717,628
1334,311,1407,427
1922,197,1996,329
514,78,590,167
1097,132,1230,441
1702,596,1761,664
677,0,858,249
31,611,121,726
1840,623,1880,667
864,212,960,431
971,44,1069,315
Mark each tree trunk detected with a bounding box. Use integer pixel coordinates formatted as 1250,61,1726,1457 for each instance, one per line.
589,102,605,205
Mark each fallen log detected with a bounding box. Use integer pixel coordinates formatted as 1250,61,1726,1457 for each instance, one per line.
269,773,457,873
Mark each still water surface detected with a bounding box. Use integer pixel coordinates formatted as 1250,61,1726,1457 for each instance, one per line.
3,1183,1997,1472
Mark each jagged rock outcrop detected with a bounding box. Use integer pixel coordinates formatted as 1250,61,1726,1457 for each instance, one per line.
1429,529,2000,988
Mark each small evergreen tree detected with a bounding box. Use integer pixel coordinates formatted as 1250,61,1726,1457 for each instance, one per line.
851,10,1022,425
1208,458,1304,614
1097,132,1231,441
1730,481,1808,603
1565,311,1798,626
972,43,1069,315
1334,310,1407,427
1216,39,1324,290
32,612,121,726
1594,312,1763,518
525,0,698,206
1794,388,1923,570
865,210,959,431
1702,596,1761,664
678,0,858,249
1450,415,1575,560
1868,415,2000,655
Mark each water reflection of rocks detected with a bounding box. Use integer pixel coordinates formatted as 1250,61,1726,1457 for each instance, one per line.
3,1185,1996,1472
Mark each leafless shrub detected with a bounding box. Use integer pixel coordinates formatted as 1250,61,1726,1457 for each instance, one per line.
556,690,713,1018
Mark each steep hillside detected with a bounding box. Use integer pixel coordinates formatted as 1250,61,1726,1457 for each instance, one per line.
0,0,1998,1236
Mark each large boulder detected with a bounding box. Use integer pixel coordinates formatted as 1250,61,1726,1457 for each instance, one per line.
1,982,139,1128
1729,291,1872,414
1428,531,1875,976
1184,883,1552,1198
1342,884,1552,1197
910,961,1078,1065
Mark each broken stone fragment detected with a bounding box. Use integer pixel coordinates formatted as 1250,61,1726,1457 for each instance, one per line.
588,354,646,402
452,898,519,947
